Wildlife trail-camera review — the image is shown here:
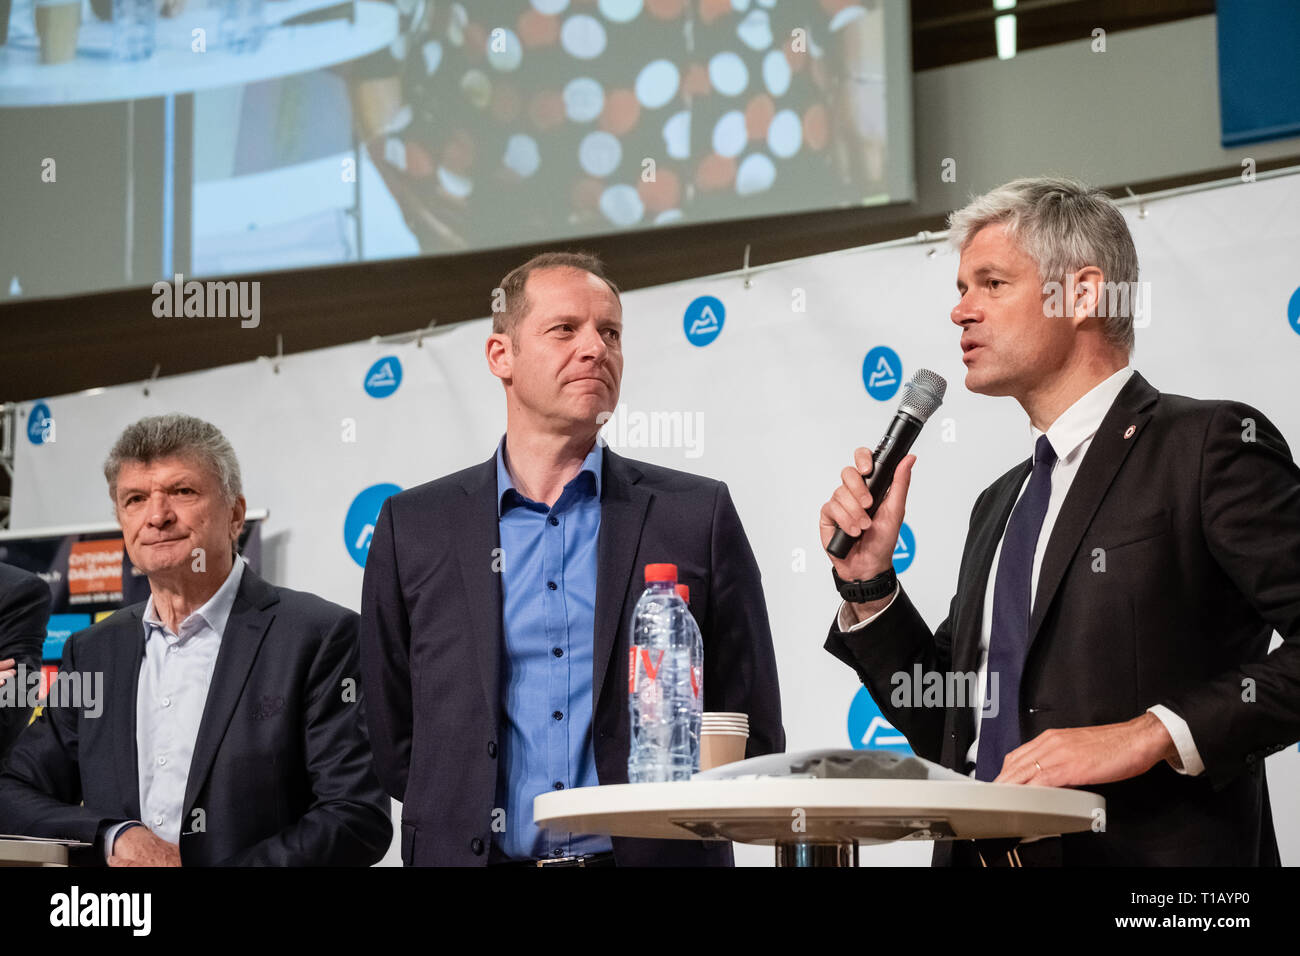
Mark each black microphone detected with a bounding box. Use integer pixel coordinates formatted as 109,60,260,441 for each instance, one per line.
826,369,947,560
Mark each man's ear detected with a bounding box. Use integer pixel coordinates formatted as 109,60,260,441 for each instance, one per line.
1071,266,1105,324
486,333,514,382
230,494,247,547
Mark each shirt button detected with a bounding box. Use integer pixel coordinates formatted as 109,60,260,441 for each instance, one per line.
551,847,564,857
157,756,166,766
553,781,564,790
470,837,484,855
552,647,563,658
487,741,497,758
547,581,557,590
552,710,563,721
153,817,163,826
549,516,559,526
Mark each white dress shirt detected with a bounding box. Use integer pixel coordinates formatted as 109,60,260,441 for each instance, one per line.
104,554,246,860
836,367,1204,777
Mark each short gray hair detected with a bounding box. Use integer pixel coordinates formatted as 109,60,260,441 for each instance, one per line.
947,176,1139,354
494,251,621,342
104,414,243,505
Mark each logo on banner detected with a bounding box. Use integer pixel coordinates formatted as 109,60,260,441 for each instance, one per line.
344,483,402,567
67,540,124,604
862,346,902,400
44,613,91,662
27,401,54,445
683,295,725,347
364,357,403,398
847,686,913,753
1288,286,1300,336
893,522,915,574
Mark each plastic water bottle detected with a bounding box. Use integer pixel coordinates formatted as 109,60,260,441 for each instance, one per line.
675,583,703,774
220,0,265,53
627,563,695,782
111,0,155,62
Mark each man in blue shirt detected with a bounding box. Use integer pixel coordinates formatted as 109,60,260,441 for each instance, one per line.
494,435,608,861
360,252,785,866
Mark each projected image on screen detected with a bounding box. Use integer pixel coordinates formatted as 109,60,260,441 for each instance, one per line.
350,0,890,253
0,0,911,300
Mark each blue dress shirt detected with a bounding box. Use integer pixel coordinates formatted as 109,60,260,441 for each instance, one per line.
493,435,612,860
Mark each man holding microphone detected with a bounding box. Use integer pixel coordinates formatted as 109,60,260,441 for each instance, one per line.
821,176,1299,866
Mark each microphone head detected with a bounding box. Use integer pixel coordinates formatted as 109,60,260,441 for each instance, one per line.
899,369,947,422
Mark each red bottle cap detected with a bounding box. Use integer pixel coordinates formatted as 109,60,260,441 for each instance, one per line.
644,563,677,584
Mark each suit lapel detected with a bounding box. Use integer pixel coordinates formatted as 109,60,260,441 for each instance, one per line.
1027,371,1159,652
453,456,504,724
109,608,145,818
181,568,277,816
591,450,652,712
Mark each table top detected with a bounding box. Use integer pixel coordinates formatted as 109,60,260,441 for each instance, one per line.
0,838,72,865
0,0,398,107
534,777,1105,846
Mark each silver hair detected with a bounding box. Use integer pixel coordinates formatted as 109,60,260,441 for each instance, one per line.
947,176,1139,354
104,414,243,505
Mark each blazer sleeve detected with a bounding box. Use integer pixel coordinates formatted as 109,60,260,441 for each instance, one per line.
358,498,413,802
823,587,956,765
0,569,50,759
704,482,785,757
0,632,122,853
1156,401,1300,788
822,487,989,765
217,610,393,866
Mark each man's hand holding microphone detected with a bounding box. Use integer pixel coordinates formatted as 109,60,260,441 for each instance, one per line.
820,451,916,625
820,369,945,627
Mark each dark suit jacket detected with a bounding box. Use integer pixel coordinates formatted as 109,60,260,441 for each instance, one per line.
360,446,786,866
0,567,392,866
826,371,1298,865
0,563,50,761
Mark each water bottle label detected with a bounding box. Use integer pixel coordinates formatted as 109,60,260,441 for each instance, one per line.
690,666,701,699
628,646,665,693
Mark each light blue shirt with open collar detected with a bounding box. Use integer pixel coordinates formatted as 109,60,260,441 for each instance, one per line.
103,553,246,860
492,435,611,861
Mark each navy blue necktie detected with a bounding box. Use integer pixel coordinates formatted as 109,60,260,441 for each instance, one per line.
976,434,1057,782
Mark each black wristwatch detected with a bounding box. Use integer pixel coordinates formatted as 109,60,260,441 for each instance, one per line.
832,566,897,603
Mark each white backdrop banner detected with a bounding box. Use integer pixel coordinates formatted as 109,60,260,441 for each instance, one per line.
13,171,1300,866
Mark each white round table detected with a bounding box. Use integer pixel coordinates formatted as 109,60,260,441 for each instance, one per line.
0,0,398,106
535,778,1105,867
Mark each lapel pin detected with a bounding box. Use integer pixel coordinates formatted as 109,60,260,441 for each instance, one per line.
1123,425,1137,440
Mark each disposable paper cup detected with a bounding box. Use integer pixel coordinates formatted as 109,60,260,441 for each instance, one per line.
700,730,748,771
34,0,80,64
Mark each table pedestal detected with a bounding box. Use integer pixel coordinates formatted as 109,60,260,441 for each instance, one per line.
774,841,858,867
